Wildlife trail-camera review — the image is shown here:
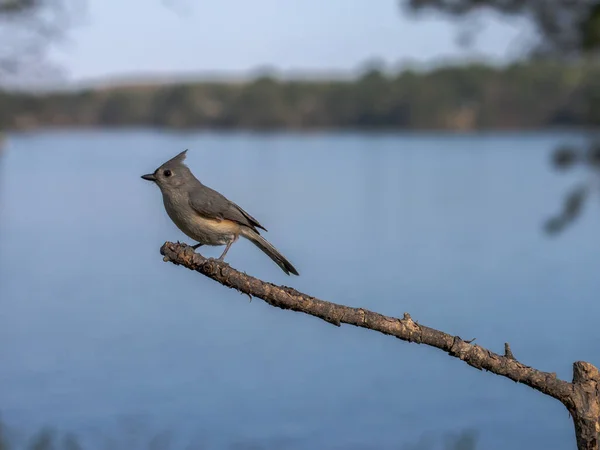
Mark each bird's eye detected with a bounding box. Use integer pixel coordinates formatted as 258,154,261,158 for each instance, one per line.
163,169,172,177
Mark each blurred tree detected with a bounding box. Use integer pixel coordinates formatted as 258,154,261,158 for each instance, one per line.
4,62,600,131
401,0,600,235
0,0,80,151
401,0,600,56
0,0,184,85
27,427,56,450
0,0,81,84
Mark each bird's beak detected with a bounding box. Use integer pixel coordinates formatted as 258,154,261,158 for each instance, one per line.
141,173,156,182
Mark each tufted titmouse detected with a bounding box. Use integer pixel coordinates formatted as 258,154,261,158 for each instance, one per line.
141,150,299,276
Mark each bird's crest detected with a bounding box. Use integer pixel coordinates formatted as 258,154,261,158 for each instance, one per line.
167,149,188,165
159,149,188,170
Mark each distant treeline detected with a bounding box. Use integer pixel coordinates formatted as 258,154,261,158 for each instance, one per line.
2,61,600,131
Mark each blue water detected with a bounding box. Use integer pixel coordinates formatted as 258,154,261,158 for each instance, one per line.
0,130,598,450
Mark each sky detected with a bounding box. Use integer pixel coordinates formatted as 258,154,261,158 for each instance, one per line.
50,0,533,85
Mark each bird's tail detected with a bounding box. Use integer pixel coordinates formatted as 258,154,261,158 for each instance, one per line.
240,228,299,276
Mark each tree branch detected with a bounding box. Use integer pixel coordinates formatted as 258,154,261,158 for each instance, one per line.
160,241,600,449
160,241,573,402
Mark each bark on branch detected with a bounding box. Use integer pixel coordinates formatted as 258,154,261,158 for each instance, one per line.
159,241,600,450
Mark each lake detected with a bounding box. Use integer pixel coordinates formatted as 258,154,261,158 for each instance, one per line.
0,130,598,450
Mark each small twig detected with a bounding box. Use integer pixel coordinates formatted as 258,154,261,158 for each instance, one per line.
504,343,516,360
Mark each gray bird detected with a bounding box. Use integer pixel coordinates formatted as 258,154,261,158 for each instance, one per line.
141,149,299,276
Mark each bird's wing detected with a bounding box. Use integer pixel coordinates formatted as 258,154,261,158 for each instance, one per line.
189,184,267,233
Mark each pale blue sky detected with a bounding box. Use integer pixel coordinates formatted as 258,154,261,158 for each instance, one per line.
51,0,532,83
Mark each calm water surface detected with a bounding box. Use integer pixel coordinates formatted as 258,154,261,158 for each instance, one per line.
0,130,598,449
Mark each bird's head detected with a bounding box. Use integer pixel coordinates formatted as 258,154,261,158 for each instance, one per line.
141,149,195,192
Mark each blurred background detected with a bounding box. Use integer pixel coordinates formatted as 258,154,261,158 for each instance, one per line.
0,1,599,449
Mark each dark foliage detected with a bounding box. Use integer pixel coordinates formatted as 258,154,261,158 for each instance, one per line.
2,61,600,132
402,0,600,56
